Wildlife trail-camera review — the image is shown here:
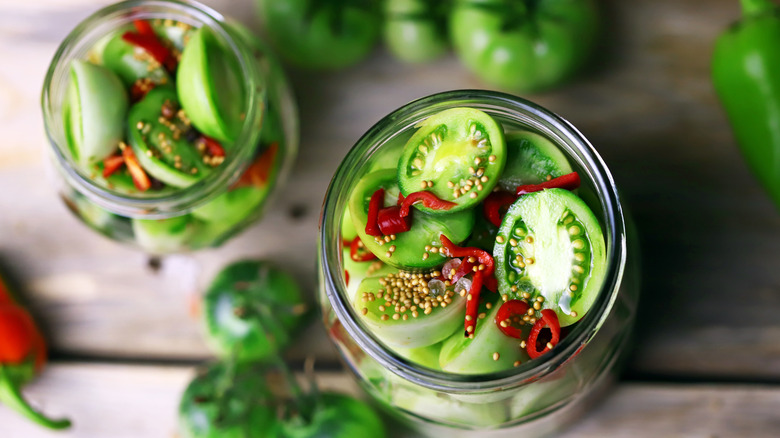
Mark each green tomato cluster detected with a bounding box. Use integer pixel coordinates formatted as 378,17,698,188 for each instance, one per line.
256,0,599,92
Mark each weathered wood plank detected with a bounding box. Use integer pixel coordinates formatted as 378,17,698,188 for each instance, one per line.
1,0,780,378
1,363,779,438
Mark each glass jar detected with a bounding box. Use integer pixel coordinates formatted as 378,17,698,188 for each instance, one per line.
317,90,639,437
41,0,297,254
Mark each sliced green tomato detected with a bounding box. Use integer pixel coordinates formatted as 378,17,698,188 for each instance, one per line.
341,208,358,241
439,296,530,374
397,107,506,213
391,342,443,370
101,27,170,86
342,248,394,300
349,169,474,269
152,20,194,51
64,61,128,166
127,86,212,187
494,189,606,326
497,130,573,192
177,26,245,143
132,215,195,254
354,275,464,349
192,186,267,226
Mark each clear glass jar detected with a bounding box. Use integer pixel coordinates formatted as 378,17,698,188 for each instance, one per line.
41,0,297,254
317,90,639,437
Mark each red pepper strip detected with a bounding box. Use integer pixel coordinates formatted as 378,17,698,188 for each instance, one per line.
439,234,494,276
365,188,384,237
451,258,475,283
349,236,377,262
344,270,350,287
495,300,530,339
516,172,581,196
121,30,177,72
102,155,125,178
133,19,155,37
397,193,405,206
0,277,71,429
377,206,412,236
483,274,498,293
399,191,458,217
483,191,517,227
464,270,483,337
122,146,151,191
234,143,278,188
198,135,226,157
527,309,561,359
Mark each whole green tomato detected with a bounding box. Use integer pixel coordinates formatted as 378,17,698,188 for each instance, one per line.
202,260,308,363
257,0,381,70
275,393,386,438
383,0,450,63
179,362,278,438
449,0,599,92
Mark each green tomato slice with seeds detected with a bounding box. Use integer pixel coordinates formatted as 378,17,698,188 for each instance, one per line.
397,107,506,213
354,274,464,349
127,86,212,187
493,189,606,326
497,130,573,192
64,60,128,167
349,169,474,270
177,26,245,143
101,27,170,87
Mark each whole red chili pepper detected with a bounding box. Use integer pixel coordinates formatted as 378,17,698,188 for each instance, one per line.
483,191,517,227
495,300,530,339
516,172,581,196
0,276,70,429
439,234,494,276
364,188,384,237
399,191,458,217
526,309,561,359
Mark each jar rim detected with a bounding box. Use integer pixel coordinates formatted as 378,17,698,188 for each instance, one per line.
41,0,263,219
318,89,627,393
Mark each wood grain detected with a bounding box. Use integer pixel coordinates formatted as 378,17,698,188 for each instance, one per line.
1,0,779,380
1,364,779,437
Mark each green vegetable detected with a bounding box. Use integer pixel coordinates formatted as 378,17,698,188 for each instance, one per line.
64,60,128,166
202,261,308,363
102,27,170,86
383,0,449,63
275,393,385,438
257,0,381,70
497,130,573,192
449,0,599,92
712,0,780,208
179,362,278,438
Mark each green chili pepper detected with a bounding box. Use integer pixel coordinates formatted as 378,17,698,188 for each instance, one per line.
449,0,599,92
712,0,780,208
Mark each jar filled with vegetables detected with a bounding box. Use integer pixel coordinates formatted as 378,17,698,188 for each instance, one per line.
317,90,639,436
41,0,298,254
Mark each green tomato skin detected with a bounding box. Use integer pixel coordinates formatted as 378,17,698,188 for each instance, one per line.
383,0,449,63
179,362,278,438
449,0,599,92
712,0,780,209
202,260,307,362
275,393,385,438
258,0,381,70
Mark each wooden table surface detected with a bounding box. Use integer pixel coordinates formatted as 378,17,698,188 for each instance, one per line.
2,0,780,436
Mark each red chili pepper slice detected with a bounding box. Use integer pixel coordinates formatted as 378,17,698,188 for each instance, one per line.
483,274,498,293
397,193,405,206
377,206,412,236
439,234,494,276
464,270,483,337
344,270,350,287
483,191,517,227
526,309,561,359
122,146,151,191
121,25,177,72
349,236,377,262
234,143,278,188
133,19,155,37
495,300,530,339
399,191,458,217
365,188,384,237
516,172,581,196
451,258,475,283
197,135,226,158
102,155,125,178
